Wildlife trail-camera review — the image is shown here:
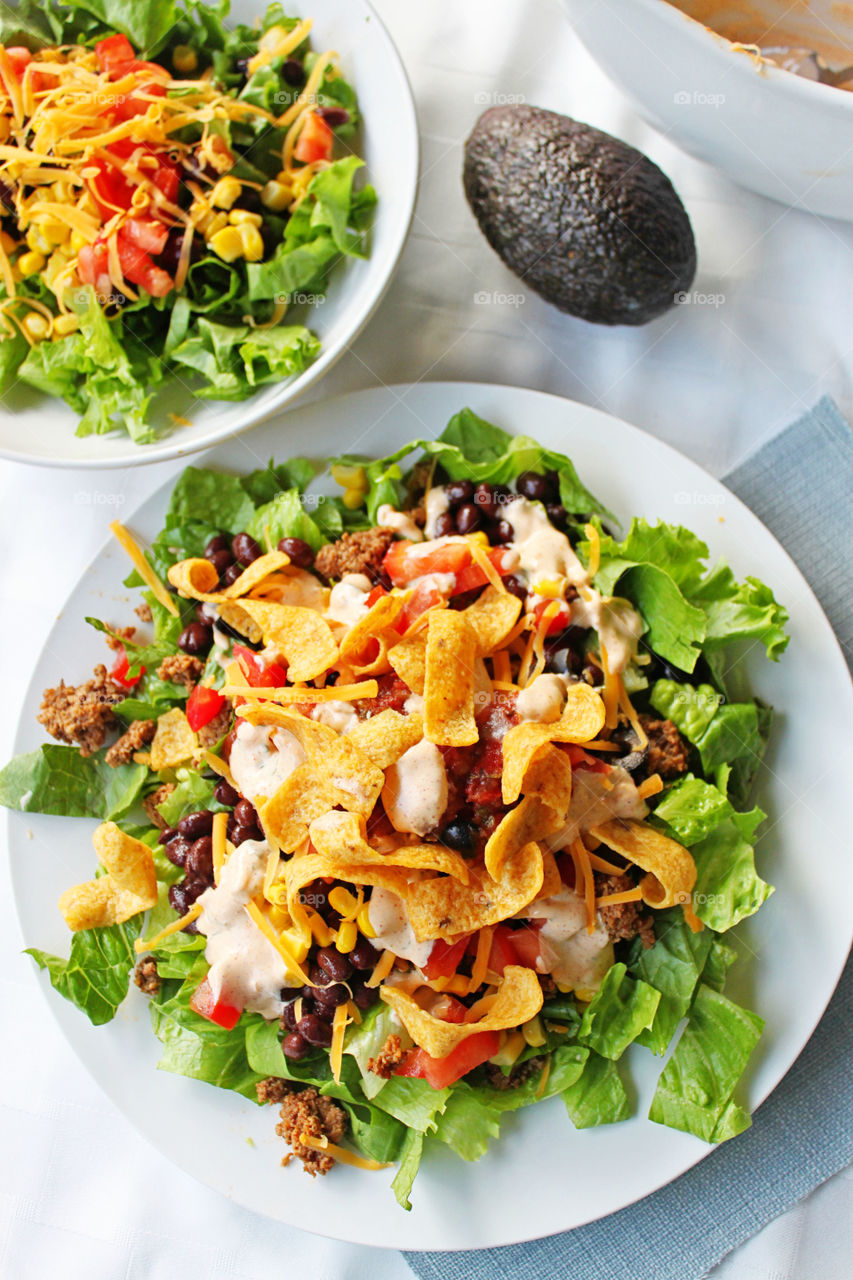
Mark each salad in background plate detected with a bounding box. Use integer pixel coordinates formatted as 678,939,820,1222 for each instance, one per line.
0,410,789,1207
0,0,375,441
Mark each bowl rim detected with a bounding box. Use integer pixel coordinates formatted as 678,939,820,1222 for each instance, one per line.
618,0,853,112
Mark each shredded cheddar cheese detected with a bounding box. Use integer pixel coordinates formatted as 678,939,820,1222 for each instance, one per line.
109,522,178,617
135,901,203,951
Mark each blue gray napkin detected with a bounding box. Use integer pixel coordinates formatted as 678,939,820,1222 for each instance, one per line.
404,394,853,1277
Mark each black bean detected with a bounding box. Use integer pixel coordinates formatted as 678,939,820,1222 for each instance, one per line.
583,660,603,686
517,471,548,501
178,622,212,655
160,826,180,844
277,536,314,568
544,470,561,500
446,480,474,507
178,810,214,840
195,603,212,623
214,778,239,807
545,503,568,529
316,946,353,982
503,575,527,601
349,937,379,970
318,105,350,127
282,1031,310,1059
299,882,330,914
455,502,481,534
280,984,303,1002
313,982,348,1009
473,482,496,514
186,835,214,880
230,823,263,846
441,819,476,852
169,878,205,915
222,562,244,587
164,836,191,868
233,798,258,827
207,548,233,578
235,188,263,215
350,980,377,1010
232,532,262,567
298,1013,332,1046
282,57,304,86
281,1001,299,1032
545,645,583,677
484,521,504,546
494,518,514,543
434,511,456,538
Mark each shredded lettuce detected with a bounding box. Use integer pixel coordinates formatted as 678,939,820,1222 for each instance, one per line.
578,963,661,1059
0,744,146,819
26,916,142,1026
562,1051,630,1128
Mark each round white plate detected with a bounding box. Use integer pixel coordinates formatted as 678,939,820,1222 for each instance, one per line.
8,382,853,1249
0,0,417,469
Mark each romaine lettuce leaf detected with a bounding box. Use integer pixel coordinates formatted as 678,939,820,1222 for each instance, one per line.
649,985,763,1142
630,910,713,1055
149,978,265,1100
692,562,789,660
155,769,228,827
392,1129,424,1211
26,915,142,1026
246,488,342,552
166,466,257,532
562,1051,630,1128
650,679,772,788
0,744,146,819
344,1002,401,1099
169,320,319,400
578,963,660,1059
431,1086,501,1161
690,819,773,931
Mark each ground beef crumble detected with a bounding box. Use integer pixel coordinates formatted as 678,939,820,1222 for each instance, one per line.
142,782,176,828
640,715,689,779
105,717,156,767
368,1034,404,1078
135,602,153,623
275,1086,348,1176
314,527,394,583
595,872,656,949
196,701,233,748
157,653,204,690
133,957,160,995
256,1077,292,1105
485,1055,545,1091
38,665,123,757
104,625,136,652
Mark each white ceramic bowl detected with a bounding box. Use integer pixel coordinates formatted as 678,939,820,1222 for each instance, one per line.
561,0,853,221
0,0,417,468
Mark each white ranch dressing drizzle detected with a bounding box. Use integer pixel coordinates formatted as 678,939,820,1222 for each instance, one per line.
377,503,423,542
197,839,287,1019
229,720,305,805
311,699,359,734
515,672,567,723
547,765,648,850
424,486,451,537
325,573,373,626
522,888,614,991
403,691,424,715
382,738,448,836
368,887,434,968
407,570,457,596
263,566,328,613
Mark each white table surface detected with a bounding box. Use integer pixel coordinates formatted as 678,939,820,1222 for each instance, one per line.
1,1,851,1276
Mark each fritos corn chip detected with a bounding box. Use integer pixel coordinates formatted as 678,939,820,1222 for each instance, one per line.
260,762,333,852
501,683,606,803
589,818,697,911
380,965,543,1058
58,822,157,931
424,610,478,746
167,552,290,602
218,600,338,682
338,594,406,676
513,742,574,812
463,585,523,655
262,710,384,815
309,810,470,882
484,794,564,880
387,631,427,694
283,848,411,922
406,841,544,941
347,709,424,769
537,845,562,901
149,707,196,771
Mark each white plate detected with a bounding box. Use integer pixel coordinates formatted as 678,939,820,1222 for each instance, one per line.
8,382,853,1249
0,0,417,469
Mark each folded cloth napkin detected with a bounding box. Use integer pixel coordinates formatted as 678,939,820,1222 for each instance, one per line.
404,395,853,1278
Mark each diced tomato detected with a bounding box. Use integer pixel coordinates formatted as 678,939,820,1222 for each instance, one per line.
365,584,388,607
88,158,135,217
4,46,33,81
397,577,444,631
151,158,180,203
122,218,169,253
116,225,174,296
189,976,243,1030
383,539,471,588
531,598,572,635
395,1031,502,1089
423,936,471,979
430,994,468,1024
110,643,144,689
233,644,288,689
186,685,227,732
486,924,521,975
77,242,107,286
452,547,515,596
95,34,136,74
507,926,542,971
565,744,610,774
293,111,334,164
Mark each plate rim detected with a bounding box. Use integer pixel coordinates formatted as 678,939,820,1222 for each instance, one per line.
7,379,853,1249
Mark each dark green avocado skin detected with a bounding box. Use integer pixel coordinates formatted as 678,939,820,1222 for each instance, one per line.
463,105,697,326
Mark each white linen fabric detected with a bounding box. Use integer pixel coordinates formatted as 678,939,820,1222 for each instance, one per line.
0,1,850,1275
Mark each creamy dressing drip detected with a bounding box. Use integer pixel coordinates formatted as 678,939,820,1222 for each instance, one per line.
368,887,433,967
229,720,305,805
515,673,568,723
524,888,614,990
197,839,287,1019
311,699,359,734
424,486,451,537
264,566,328,612
547,766,648,850
325,573,373,626
377,503,423,542
382,738,448,836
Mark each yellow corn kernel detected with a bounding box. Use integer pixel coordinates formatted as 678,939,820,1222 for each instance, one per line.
488,1030,526,1068
532,577,565,599
69,230,89,253
280,927,310,966
44,249,71,292
17,250,45,277
356,905,376,938
342,487,366,510
208,224,244,262
0,231,17,254
328,886,359,918
203,212,228,238
260,179,291,212
25,226,50,254
53,312,80,337
36,218,69,247
172,44,198,73
305,908,334,948
555,981,574,994
267,904,290,932
467,531,490,548
331,463,367,490
522,1014,546,1048
259,23,289,51
22,312,50,340
228,208,263,227
210,175,242,210
51,179,76,203
335,920,358,954
574,985,597,1004
237,223,264,262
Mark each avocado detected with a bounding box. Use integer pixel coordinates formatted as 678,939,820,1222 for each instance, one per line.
463,105,696,326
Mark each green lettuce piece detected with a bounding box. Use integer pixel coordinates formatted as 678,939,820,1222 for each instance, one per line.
649,985,763,1142
692,562,789,660
579,963,660,1059
0,320,28,391
691,819,773,931
63,0,178,52
469,1043,588,1114
169,320,319,400
702,939,738,992
650,679,771,791
0,0,58,45
369,1076,450,1134
26,916,143,1026
246,489,342,553
149,979,265,1100
241,458,316,506
155,769,228,827
592,519,710,596
392,1129,424,1211
431,1086,501,1161
166,465,257,532
611,564,707,672
630,910,713,1055
562,1051,630,1128
344,1003,400,1099
0,745,146,819
653,774,751,846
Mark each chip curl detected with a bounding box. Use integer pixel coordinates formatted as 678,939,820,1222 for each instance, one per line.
406,840,545,942
484,793,565,881
463,585,523,656
253,708,384,816
309,810,470,883
167,551,290,602
501,683,606,804
589,818,697,911
387,632,427,695
259,762,333,853
149,707,196,771
58,822,157,931
380,964,543,1058
346,709,424,769
216,600,338,682
338,594,407,677
424,610,478,747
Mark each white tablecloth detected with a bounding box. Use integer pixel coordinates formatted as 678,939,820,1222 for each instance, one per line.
1,1,851,1275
